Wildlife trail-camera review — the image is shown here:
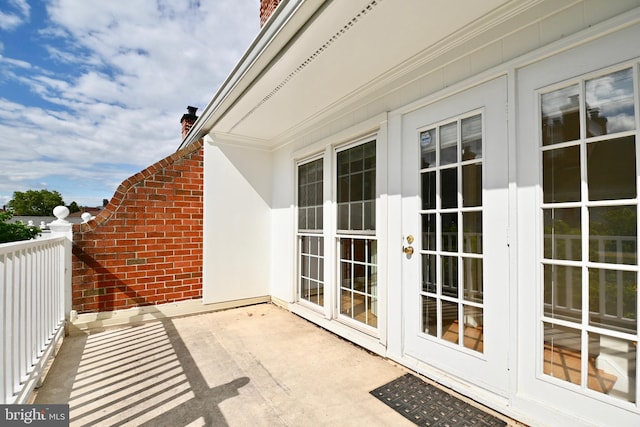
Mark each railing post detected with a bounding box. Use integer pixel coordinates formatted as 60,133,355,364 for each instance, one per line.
48,206,73,333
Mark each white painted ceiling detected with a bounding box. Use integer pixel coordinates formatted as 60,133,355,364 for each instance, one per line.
209,0,513,146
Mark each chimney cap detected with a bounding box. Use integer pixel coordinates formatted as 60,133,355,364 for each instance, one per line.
180,106,199,123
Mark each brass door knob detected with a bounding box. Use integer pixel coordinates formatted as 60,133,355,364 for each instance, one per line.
403,246,414,255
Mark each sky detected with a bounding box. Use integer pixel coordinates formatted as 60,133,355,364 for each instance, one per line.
0,0,260,208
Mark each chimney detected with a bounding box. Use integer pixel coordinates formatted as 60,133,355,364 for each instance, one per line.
260,0,280,27
180,106,198,140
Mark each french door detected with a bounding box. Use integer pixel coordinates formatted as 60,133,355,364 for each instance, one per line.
401,77,510,395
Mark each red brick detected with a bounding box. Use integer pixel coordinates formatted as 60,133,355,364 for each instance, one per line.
72,141,204,313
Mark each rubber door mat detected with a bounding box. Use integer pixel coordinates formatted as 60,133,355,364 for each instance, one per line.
370,373,506,426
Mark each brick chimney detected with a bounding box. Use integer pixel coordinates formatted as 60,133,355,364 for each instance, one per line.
180,106,198,140
260,0,280,27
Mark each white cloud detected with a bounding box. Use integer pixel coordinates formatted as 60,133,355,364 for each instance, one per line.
0,0,30,31
0,11,23,30
0,0,260,206
9,0,30,17
0,54,31,68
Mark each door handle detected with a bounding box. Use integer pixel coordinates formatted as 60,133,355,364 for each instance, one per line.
403,235,414,255
403,246,414,255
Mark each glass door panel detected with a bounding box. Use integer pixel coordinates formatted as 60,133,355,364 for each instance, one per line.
419,114,484,353
540,67,638,404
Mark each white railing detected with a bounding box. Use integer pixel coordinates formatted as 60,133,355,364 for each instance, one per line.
0,207,72,404
545,233,637,333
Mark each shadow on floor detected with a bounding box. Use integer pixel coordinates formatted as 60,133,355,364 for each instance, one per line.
37,319,248,426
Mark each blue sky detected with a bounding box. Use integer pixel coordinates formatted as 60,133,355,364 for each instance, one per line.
0,0,259,208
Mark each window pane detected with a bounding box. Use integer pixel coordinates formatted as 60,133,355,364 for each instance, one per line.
421,213,436,251
338,176,349,203
587,136,636,201
308,207,316,230
337,203,348,230
421,171,436,210
541,85,580,146
462,164,482,207
354,264,366,292
440,122,458,165
350,202,363,230
461,115,482,160
586,68,635,136
420,129,436,168
298,207,307,230
338,152,349,175
462,257,483,303
589,268,637,334
340,289,351,315
350,172,363,201
463,211,482,254
589,205,637,265
317,284,324,306
316,206,323,229
463,305,483,352
350,144,363,172
544,323,581,386
341,261,351,288
368,239,377,264
586,333,636,402
441,167,458,208
441,213,458,252
422,296,437,337
543,146,581,203
422,254,436,293
353,239,366,262
363,201,375,230
544,264,582,323
341,238,352,260
543,208,581,261
442,256,458,298
364,141,376,169
442,300,459,344
364,170,375,199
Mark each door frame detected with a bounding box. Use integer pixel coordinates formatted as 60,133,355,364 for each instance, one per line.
399,75,511,397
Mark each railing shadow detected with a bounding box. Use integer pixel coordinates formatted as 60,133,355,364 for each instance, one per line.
37,318,249,426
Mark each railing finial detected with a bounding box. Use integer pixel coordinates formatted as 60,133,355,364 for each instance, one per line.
52,206,70,222
49,206,72,234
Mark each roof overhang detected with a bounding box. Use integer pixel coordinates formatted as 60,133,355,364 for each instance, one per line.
180,0,536,150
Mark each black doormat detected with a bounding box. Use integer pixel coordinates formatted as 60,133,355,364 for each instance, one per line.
370,373,507,427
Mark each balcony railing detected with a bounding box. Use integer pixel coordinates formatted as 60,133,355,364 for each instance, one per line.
0,208,72,404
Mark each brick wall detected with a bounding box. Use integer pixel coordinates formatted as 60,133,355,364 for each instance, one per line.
260,0,280,27
72,140,204,313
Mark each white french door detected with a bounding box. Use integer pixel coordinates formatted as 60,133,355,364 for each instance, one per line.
400,76,510,395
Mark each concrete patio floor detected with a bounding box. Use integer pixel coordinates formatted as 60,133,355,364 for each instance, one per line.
34,303,519,426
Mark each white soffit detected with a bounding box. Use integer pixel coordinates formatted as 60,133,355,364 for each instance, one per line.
215,0,514,146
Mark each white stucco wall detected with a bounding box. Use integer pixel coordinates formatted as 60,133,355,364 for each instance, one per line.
202,136,272,304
